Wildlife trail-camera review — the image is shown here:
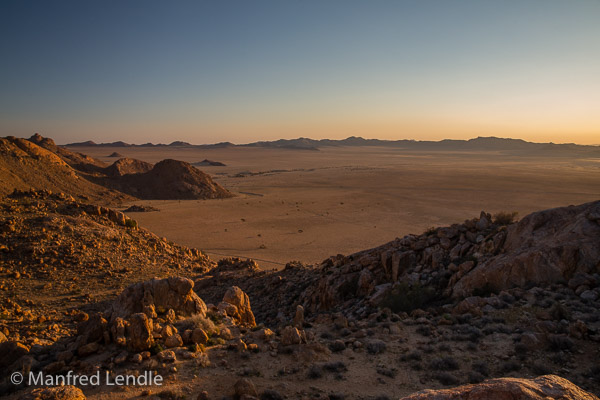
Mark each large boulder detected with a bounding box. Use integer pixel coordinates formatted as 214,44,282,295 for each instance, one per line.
0,341,29,369
221,286,256,327
453,201,600,297
401,375,599,400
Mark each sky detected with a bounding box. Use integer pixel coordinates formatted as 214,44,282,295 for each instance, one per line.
0,0,599,145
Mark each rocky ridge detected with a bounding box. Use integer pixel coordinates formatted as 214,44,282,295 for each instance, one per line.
1,134,234,201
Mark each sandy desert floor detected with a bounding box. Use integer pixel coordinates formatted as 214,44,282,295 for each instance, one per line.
76,146,600,269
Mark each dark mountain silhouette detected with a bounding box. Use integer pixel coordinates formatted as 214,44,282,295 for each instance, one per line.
65,136,600,157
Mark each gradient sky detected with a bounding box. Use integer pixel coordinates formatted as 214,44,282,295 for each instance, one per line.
1,1,599,145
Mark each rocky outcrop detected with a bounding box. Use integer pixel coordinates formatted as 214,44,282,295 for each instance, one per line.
402,375,599,400
0,136,126,201
220,286,256,327
110,276,207,320
111,159,233,200
104,157,153,177
452,201,600,297
297,202,600,316
75,277,207,352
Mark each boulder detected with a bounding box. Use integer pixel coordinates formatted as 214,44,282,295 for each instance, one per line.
234,378,258,398
293,305,304,328
222,286,256,327
0,340,29,369
280,326,302,346
401,375,599,400
164,333,183,348
21,385,86,400
126,313,154,352
191,328,209,345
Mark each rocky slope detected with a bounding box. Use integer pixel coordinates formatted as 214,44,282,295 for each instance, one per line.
1,198,599,399
0,136,128,203
1,134,234,202
0,190,214,349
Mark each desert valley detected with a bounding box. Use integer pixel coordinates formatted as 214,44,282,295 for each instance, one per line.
0,134,599,399
2,1,600,399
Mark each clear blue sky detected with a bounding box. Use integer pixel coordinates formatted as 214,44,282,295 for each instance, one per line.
1,0,599,144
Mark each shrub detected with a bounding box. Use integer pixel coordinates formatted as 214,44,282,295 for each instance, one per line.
468,371,485,383
180,315,219,336
548,335,574,352
433,371,459,386
429,356,459,371
493,211,518,225
472,361,490,377
376,366,397,378
323,361,348,373
550,303,571,321
206,337,225,347
500,360,521,373
150,342,164,355
366,340,387,355
531,362,552,375
400,350,422,362
379,283,438,313
124,218,138,228
307,364,323,379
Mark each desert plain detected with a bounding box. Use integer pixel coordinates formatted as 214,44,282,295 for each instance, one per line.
78,145,600,269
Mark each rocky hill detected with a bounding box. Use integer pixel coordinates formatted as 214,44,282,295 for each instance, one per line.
0,134,234,201
0,190,215,347
103,159,234,200
0,136,128,203
1,198,599,399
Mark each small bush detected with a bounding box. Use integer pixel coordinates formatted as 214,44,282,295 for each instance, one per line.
150,342,164,355
323,361,348,373
433,371,459,386
376,366,397,378
548,335,574,352
416,326,432,337
379,283,438,313
531,362,552,375
468,371,485,383
471,361,490,377
550,303,571,321
307,364,323,379
124,218,138,228
429,356,459,371
500,360,521,373
329,340,346,353
180,315,219,336
206,337,225,347
400,350,422,362
366,340,387,355
493,211,518,225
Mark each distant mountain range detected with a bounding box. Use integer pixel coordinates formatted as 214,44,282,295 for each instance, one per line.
65,136,600,156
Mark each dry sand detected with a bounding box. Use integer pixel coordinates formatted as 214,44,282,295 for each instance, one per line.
76,145,600,269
